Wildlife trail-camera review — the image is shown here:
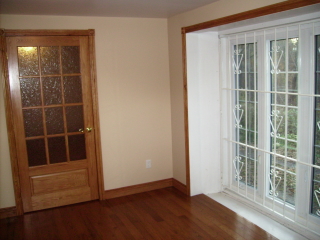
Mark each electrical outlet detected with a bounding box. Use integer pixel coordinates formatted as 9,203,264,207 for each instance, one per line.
146,159,151,168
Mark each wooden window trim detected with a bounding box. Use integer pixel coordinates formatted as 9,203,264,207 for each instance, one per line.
181,0,320,195
182,0,320,33
0,29,104,215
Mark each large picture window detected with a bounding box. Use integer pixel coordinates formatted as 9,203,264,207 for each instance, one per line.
221,20,320,235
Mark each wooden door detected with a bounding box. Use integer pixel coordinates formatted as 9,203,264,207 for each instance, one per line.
6,35,99,212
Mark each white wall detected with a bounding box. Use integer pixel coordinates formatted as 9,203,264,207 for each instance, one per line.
187,32,221,195
0,15,173,208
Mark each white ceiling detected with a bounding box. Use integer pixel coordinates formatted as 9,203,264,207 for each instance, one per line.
0,0,220,18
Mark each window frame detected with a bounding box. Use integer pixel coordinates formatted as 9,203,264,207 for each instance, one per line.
224,20,320,232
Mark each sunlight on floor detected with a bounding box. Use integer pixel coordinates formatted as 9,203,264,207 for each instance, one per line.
208,193,309,240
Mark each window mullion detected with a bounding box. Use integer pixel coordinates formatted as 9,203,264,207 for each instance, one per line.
283,26,289,217
254,31,257,202
244,33,248,197
296,22,315,226
236,34,241,193
260,29,268,207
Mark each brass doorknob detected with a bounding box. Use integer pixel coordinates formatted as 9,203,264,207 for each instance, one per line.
79,128,92,133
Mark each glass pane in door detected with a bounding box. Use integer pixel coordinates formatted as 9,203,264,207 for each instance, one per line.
45,107,64,135
18,43,87,167
23,109,44,137
43,77,62,105
68,135,86,161
26,139,47,167
40,46,60,75
61,46,80,74
66,106,84,133
64,76,83,103
48,137,67,164
20,78,42,107
18,47,39,76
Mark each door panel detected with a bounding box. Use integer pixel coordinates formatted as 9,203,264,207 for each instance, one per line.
31,187,91,211
31,169,89,195
7,36,98,212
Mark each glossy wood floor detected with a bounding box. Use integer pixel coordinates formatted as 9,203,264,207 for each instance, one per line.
0,187,278,240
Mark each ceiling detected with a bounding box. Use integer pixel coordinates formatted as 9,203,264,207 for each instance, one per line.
0,0,220,18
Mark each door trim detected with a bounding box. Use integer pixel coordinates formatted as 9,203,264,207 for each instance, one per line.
1,29,104,215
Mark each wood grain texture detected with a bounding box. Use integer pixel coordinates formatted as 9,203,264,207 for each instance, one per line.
31,169,89,194
79,35,99,200
0,187,279,240
172,178,188,195
0,34,24,215
183,0,320,33
104,178,173,199
28,160,88,176
6,37,33,211
3,29,94,37
88,32,105,201
0,207,17,219
31,187,91,211
182,31,191,196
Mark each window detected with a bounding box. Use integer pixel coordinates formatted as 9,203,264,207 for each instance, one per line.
269,37,298,206
221,20,320,235
312,35,320,217
233,42,258,189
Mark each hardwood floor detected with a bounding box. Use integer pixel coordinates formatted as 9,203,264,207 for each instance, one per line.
0,187,278,240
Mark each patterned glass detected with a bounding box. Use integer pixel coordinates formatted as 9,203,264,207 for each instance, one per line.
63,76,83,103
26,139,47,167
43,77,62,105
20,78,41,107
18,47,39,76
40,46,60,75
68,134,86,161
61,46,80,74
45,107,64,135
66,106,84,132
48,137,67,164
23,109,44,137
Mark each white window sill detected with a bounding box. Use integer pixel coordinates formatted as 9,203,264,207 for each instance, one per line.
207,192,311,240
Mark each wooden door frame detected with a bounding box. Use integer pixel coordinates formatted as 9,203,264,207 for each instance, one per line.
181,0,320,196
0,29,104,215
